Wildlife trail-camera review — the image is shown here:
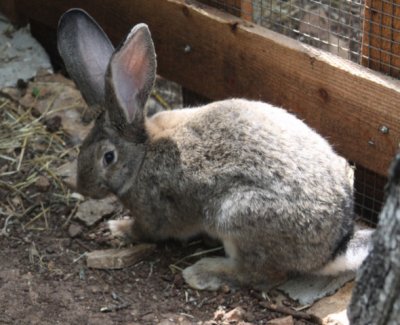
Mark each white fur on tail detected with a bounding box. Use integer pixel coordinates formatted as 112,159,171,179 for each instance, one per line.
316,229,374,276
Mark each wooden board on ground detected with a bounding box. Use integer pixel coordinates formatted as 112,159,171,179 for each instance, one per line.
86,244,156,269
12,0,400,176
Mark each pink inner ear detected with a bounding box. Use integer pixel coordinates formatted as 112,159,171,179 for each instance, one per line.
111,28,152,123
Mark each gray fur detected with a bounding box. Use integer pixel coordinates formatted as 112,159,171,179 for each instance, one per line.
57,9,114,107
59,9,368,291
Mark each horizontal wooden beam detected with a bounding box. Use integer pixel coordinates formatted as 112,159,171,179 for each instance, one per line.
15,0,400,176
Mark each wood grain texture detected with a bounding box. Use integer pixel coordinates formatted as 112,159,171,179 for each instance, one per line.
15,0,400,176
362,0,400,78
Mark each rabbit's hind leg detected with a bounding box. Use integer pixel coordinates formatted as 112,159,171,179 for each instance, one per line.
182,238,287,291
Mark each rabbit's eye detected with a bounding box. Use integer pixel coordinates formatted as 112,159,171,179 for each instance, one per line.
103,151,115,166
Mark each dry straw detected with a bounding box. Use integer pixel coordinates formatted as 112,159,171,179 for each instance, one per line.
0,94,79,233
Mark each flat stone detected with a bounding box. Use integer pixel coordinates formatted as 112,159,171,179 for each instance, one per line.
35,175,51,192
0,14,52,88
74,196,120,226
278,272,355,305
87,245,156,269
308,281,354,325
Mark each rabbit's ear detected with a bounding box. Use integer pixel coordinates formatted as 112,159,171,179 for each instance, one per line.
107,24,156,125
57,8,114,107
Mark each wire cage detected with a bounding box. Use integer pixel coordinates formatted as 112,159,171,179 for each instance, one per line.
201,0,400,78
199,0,396,225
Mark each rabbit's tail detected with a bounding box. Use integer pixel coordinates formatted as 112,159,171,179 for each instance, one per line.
315,228,374,276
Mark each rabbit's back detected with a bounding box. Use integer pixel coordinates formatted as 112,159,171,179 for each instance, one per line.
146,98,352,199
144,99,354,272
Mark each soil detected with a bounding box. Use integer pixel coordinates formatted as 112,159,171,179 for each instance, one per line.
0,225,300,325
0,73,317,325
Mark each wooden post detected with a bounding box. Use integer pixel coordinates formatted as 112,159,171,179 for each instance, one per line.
12,0,400,176
362,0,400,78
348,152,400,324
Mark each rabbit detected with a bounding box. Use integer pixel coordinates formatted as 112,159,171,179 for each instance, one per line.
57,8,373,291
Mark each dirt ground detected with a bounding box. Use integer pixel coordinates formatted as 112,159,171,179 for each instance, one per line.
0,222,294,325
0,72,326,325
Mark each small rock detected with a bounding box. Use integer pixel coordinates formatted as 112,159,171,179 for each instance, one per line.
223,307,246,323
213,306,247,324
44,115,62,132
68,223,82,238
158,313,193,325
141,313,157,323
45,247,55,254
267,316,294,325
35,175,51,192
220,284,231,294
75,196,120,226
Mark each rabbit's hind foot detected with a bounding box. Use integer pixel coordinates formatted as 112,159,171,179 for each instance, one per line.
182,255,288,292
182,257,238,291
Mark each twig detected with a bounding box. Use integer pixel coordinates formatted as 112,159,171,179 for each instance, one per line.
152,90,172,110
40,202,49,229
172,246,224,266
74,238,92,252
0,215,15,236
16,135,29,171
260,302,323,325
23,206,50,228
72,252,87,263
62,203,79,229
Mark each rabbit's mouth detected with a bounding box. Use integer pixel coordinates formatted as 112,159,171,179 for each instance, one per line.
77,177,110,199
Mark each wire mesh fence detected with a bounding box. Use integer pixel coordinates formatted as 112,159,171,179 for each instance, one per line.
200,0,400,77
199,0,394,225
354,164,386,226
252,0,364,62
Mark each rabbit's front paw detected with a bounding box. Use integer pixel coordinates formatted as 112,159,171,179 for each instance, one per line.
182,257,236,291
107,218,134,239
93,218,134,247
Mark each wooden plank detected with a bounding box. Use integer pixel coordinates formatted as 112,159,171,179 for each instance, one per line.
197,0,253,21
197,0,241,17
14,0,400,176
362,0,400,78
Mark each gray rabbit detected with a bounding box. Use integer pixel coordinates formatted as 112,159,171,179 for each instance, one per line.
58,9,372,291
